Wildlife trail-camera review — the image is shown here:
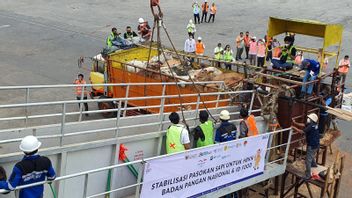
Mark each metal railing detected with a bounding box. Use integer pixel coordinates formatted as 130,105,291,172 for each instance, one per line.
0,128,292,197
0,81,229,127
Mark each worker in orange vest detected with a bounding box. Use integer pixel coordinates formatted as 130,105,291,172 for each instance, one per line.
195,37,205,56
74,74,89,116
239,107,259,138
338,55,350,83
208,3,217,23
201,0,209,23
244,31,251,59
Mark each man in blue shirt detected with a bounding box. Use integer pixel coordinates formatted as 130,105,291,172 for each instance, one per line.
0,136,56,198
300,59,320,97
215,110,237,143
294,113,320,180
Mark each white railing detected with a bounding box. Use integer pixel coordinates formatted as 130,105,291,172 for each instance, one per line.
0,128,292,197
0,81,229,127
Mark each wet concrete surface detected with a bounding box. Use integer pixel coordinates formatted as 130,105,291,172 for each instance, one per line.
0,0,352,197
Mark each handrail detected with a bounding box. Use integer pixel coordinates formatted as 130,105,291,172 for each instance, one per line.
0,90,253,108
0,81,226,90
0,128,292,195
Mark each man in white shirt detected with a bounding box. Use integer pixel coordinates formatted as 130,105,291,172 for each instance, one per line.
184,35,196,64
184,35,196,53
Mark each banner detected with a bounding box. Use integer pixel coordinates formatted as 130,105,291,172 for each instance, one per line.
140,134,270,198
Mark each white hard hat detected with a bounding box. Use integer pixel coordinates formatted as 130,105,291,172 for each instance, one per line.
19,135,42,153
219,110,230,120
198,36,202,40
138,18,145,23
251,36,256,40
307,113,318,123
189,19,193,23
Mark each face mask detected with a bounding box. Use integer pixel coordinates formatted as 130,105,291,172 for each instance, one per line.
284,44,289,47
307,118,311,123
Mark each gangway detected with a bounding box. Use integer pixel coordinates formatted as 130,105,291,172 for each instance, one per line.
0,83,292,198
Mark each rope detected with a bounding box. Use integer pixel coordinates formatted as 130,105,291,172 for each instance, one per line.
49,183,57,198
160,19,218,123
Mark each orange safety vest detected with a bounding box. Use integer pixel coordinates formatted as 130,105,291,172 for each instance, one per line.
245,115,259,136
338,59,350,74
196,42,205,55
202,3,209,12
257,43,266,57
74,79,88,96
249,41,257,55
210,5,217,14
295,55,303,65
272,47,281,58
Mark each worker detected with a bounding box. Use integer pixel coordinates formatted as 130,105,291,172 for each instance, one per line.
235,32,244,60
208,3,217,23
338,55,350,83
106,27,119,49
300,59,320,97
244,31,251,59
248,37,257,65
184,34,196,54
214,43,224,68
223,44,234,70
74,74,89,116
271,48,293,70
201,0,209,23
239,107,259,138
294,113,320,180
266,36,273,62
215,110,237,143
193,110,214,148
294,51,304,65
186,19,196,38
283,36,296,65
257,39,266,67
137,18,152,42
166,112,191,154
195,37,205,56
192,1,201,24
0,136,56,198
123,26,138,42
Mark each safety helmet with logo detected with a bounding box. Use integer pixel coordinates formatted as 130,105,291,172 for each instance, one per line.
138,18,145,24
307,113,318,123
19,135,42,153
219,110,230,120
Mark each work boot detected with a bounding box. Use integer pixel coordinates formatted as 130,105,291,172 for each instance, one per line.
302,175,311,181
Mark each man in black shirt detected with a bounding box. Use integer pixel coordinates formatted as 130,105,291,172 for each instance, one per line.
123,26,138,41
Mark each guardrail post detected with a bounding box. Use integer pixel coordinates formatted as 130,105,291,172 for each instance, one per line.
134,163,145,198
194,95,201,126
57,151,68,198
25,88,30,127
123,85,130,117
78,85,85,122
82,174,89,198
60,103,66,146
215,83,224,108
283,129,293,167
249,90,256,114
156,85,166,155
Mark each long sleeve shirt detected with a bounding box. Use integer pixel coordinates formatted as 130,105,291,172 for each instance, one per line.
0,155,56,198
